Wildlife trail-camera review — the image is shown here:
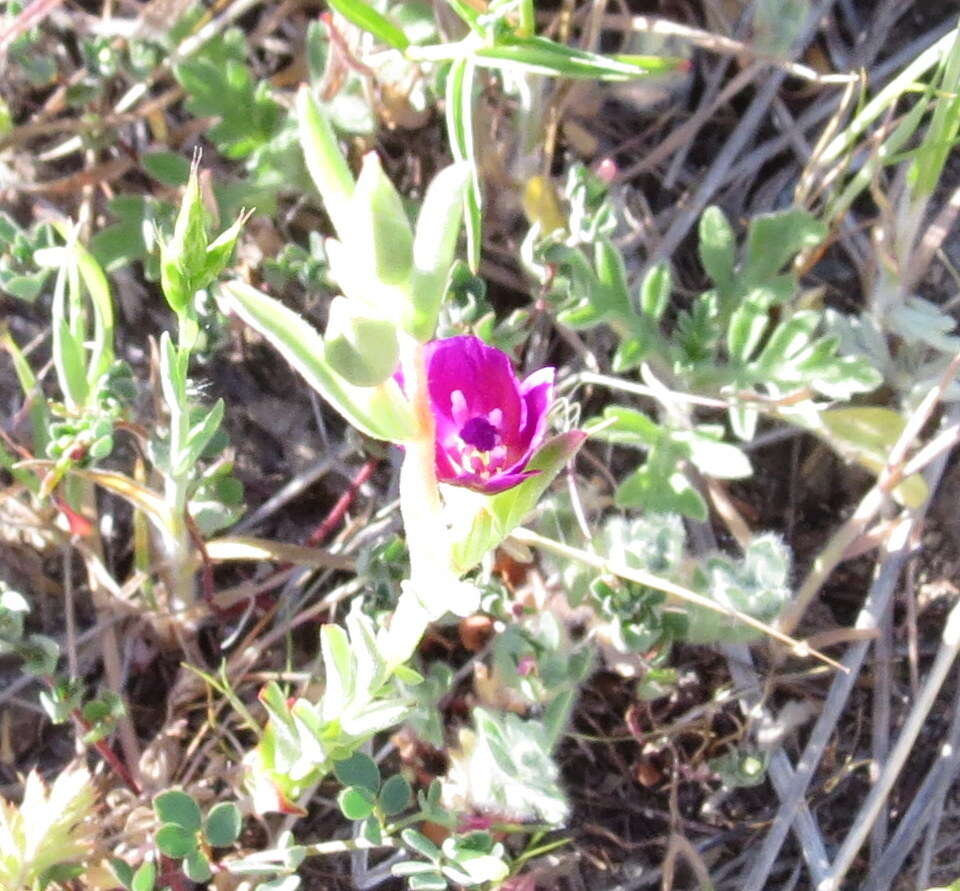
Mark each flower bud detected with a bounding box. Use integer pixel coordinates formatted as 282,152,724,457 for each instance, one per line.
160,161,247,318
324,296,400,387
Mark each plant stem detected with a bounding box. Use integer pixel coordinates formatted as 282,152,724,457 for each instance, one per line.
397,338,461,610
70,707,141,795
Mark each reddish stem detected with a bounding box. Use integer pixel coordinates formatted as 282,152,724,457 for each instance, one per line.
73,710,141,795
159,855,190,891
305,458,378,547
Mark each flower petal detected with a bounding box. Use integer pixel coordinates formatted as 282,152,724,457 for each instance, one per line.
518,365,555,451
451,468,542,495
425,336,523,435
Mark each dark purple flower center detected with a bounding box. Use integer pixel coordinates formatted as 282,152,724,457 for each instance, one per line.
459,416,499,452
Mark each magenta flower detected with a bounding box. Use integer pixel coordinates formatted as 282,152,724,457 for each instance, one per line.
423,335,554,494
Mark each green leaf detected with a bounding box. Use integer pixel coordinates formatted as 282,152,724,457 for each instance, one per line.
590,406,660,448
407,162,470,341
593,238,631,317
350,151,414,286
203,801,242,847
409,874,449,891
182,850,213,883
201,211,247,282
640,262,671,319
445,59,481,272
19,633,60,676
0,329,50,457
333,752,380,792
698,206,736,297
401,828,442,862
142,151,191,187
470,35,676,81
679,429,752,480
742,208,826,286
131,861,157,891
154,790,203,832
109,858,134,889
72,242,115,383
174,32,282,158
161,162,209,315
907,19,960,199
615,458,707,521
155,823,198,858
91,195,155,272
379,773,412,816
337,785,377,820
817,407,928,508
393,861,444,877
359,815,383,844
450,431,587,574
0,271,49,302
325,0,410,50
393,664,424,685
221,281,417,442
178,398,225,475
751,310,819,372
611,334,651,373
726,287,775,363
345,607,390,697
297,85,356,239
53,318,89,409
321,623,354,714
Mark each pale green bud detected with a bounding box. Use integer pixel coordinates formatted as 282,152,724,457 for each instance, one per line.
160,162,247,319
324,296,400,387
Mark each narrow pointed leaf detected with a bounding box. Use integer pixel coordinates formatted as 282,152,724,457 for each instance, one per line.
407,162,470,340
326,0,409,50
297,86,356,239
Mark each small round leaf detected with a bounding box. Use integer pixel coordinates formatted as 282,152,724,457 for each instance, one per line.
108,858,133,888
333,752,380,792
204,801,242,847
153,789,202,831
131,861,156,891
359,816,383,845
155,823,197,858
409,872,448,890
183,850,212,883
337,785,376,820
378,774,412,816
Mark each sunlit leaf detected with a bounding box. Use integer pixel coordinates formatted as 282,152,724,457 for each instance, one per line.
818,407,928,508
326,0,410,50
451,431,586,573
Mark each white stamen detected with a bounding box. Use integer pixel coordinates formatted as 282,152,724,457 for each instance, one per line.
450,390,468,426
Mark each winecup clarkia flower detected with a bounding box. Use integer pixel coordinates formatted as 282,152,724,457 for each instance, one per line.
423,335,554,494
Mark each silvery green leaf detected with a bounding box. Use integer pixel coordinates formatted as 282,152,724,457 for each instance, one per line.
297,86,355,239
407,162,470,341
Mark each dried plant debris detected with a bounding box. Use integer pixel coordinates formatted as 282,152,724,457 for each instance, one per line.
2,2,960,889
